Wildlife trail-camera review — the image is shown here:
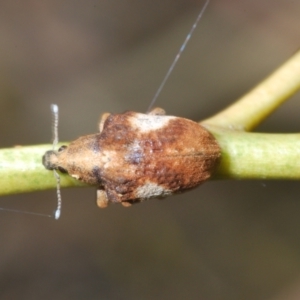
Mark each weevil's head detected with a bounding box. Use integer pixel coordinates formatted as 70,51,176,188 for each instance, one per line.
42,145,68,173
42,134,104,185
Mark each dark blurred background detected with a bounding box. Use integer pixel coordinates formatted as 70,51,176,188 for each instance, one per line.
1,0,300,299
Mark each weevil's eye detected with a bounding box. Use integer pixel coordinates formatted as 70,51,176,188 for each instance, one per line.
58,166,67,174
42,150,56,170
58,145,67,152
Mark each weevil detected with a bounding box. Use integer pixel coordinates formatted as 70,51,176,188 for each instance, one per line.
42,107,220,209
42,0,218,218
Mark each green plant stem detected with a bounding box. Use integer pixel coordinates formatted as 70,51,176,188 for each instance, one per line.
202,50,300,131
1,130,300,197
207,126,300,179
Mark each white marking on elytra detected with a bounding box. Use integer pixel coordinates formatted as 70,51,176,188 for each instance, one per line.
147,0,210,112
51,104,62,220
135,182,172,199
129,113,175,133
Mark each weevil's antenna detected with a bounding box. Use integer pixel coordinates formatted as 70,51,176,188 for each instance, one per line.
53,169,61,220
51,104,59,150
147,0,210,112
51,104,62,220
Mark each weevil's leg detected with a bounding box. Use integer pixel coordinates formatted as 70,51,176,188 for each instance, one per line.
147,107,165,116
121,201,132,207
96,189,109,208
99,113,111,132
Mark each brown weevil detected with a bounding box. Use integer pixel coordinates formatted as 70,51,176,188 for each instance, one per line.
43,106,220,217
43,0,217,218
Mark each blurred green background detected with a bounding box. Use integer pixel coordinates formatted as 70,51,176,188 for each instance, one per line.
1,0,300,299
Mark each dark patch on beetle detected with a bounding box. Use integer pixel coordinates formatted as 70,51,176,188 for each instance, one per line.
58,166,68,174
92,166,102,185
58,145,67,152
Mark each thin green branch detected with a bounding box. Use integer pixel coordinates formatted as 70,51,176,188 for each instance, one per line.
1,128,300,198
207,126,300,179
202,50,300,131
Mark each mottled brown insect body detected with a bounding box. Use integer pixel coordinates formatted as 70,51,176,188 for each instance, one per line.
43,109,221,208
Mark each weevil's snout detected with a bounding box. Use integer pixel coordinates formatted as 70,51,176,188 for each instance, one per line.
42,150,58,170
43,145,69,173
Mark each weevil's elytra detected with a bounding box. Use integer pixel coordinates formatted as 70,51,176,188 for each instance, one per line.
42,108,221,208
